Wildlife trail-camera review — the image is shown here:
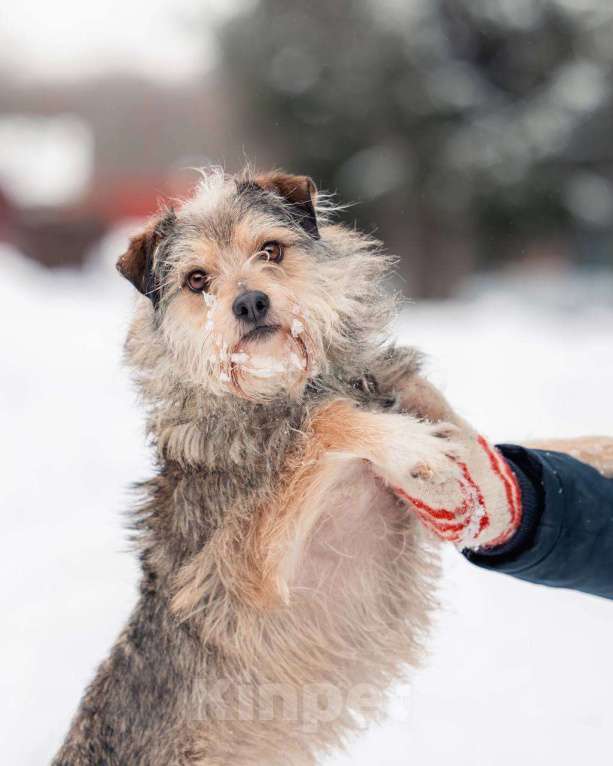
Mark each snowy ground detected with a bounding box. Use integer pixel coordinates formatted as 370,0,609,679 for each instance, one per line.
1,243,612,765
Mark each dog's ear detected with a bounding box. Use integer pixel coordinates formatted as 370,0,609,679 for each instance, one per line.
254,172,320,239
116,209,176,303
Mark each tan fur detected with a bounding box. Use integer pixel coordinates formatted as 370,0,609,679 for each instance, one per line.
524,436,613,477
54,169,461,766
59,167,605,765
169,414,443,766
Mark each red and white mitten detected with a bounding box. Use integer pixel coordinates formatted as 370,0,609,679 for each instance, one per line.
393,433,523,550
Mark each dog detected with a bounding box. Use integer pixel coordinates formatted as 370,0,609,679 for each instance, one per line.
53,168,474,766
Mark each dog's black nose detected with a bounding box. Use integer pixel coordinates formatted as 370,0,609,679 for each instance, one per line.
232,290,270,323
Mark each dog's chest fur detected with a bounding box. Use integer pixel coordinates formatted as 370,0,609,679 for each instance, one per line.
154,368,433,763
142,369,403,568
54,354,439,766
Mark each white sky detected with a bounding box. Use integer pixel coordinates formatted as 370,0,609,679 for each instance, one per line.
0,0,248,83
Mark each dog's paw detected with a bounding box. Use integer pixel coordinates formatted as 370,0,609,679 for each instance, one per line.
376,417,467,491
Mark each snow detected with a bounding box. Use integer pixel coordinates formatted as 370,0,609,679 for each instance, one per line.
1,244,612,765
291,318,305,337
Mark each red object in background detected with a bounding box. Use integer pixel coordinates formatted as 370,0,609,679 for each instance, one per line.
83,174,194,225
0,173,194,268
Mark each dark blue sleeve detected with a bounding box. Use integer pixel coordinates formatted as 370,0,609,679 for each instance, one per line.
463,445,613,600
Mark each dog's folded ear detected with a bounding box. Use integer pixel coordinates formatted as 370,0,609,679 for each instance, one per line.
116,209,176,303
255,172,320,239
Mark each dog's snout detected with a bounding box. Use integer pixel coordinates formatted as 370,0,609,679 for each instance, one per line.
232,290,270,323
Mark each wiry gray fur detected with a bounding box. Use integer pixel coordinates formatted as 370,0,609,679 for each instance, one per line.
53,169,436,766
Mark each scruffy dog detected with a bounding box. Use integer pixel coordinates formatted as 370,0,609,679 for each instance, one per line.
53,169,472,766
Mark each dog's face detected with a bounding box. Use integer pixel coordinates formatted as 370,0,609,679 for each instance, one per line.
118,169,389,402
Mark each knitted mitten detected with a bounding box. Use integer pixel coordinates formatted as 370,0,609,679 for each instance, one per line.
392,432,523,550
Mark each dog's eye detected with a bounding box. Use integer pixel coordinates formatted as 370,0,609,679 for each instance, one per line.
186,270,208,293
259,241,284,263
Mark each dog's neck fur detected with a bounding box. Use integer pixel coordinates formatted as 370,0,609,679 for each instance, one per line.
154,391,303,471
128,341,422,574
140,353,395,471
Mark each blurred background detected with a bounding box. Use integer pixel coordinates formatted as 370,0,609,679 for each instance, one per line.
3,0,613,296
2,2,613,765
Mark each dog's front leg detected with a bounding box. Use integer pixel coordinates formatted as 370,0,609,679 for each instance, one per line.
523,435,613,477
366,346,466,427
309,398,465,494
254,399,463,603
395,372,613,479
396,374,464,424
